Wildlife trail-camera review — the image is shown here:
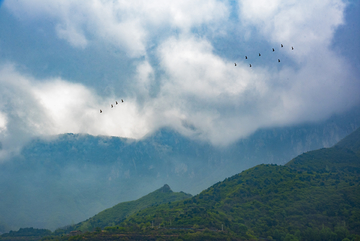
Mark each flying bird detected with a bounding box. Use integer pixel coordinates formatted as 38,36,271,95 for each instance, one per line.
278,59,280,62
281,44,283,47
245,56,248,59
116,101,118,105
272,48,275,52
100,109,102,113
249,64,252,67
292,46,294,50
235,63,237,66
121,99,124,103
111,104,113,108
259,53,261,56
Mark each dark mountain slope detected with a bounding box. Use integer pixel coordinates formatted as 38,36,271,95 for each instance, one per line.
285,147,360,173
117,164,359,240
1,107,359,232
286,127,360,173
336,127,360,156
59,185,191,233
101,128,360,240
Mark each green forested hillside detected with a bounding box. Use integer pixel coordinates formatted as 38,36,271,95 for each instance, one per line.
285,126,360,176
58,184,191,233
45,128,360,241
336,127,360,156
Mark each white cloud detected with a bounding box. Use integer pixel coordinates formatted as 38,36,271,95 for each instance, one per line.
0,0,358,155
56,23,88,48
4,0,229,57
146,33,359,145
0,112,7,133
238,0,346,56
0,65,155,159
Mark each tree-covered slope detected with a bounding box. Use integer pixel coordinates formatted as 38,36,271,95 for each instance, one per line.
42,127,360,240
286,126,360,173
1,108,359,232
336,127,360,157
59,184,191,233
116,165,359,240
104,127,360,240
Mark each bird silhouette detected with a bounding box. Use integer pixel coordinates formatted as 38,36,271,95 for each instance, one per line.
259,53,261,56
281,44,283,47
278,59,280,62
121,99,124,103
272,48,275,52
100,109,102,113
235,63,237,66
245,56,248,59
111,104,113,108
292,46,294,50
249,64,252,67
116,101,118,105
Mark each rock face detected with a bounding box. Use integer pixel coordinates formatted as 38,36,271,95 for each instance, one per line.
0,106,359,232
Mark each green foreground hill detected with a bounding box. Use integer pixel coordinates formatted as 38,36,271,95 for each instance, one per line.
58,184,192,233
49,127,360,241
0,185,191,240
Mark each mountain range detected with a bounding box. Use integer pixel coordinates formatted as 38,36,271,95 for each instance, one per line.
1,124,360,240
0,106,359,232
52,126,360,241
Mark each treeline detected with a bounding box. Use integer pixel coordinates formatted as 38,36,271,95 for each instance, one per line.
115,163,360,240
0,227,51,241
40,162,360,241
7,129,360,240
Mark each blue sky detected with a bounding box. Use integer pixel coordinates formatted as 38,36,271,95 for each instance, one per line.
0,0,359,159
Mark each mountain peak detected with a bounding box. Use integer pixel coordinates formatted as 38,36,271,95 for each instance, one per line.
158,184,172,193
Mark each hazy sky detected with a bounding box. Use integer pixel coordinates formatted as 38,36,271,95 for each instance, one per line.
0,0,359,159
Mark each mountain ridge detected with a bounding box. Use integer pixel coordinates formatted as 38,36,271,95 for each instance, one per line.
4,127,360,240
0,106,359,231
56,184,192,233
100,127,360,240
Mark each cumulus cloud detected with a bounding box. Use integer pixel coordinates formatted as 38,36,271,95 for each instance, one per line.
4,0,228,57
0,112,6,134
238,0,346,56
0,0,359,157
0,65,154,159
144,34,359,145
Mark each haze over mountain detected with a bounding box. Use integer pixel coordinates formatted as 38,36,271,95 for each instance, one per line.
94,126,360,240
0,0,360,158
0,0,360,236
16,124,358,241
0,107,359,232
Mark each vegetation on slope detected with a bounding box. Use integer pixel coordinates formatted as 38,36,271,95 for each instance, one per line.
56,184,192,233
47,127,360,241
336,127,360,156
0,228,51,241
112,163,359,240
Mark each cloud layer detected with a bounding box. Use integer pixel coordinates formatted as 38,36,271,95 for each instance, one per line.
0,0,359,158
4,0,228,56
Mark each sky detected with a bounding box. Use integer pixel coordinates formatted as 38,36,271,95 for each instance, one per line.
0,0,359,160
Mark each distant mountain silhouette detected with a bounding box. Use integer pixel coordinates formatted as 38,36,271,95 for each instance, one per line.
6,127,360,241
0,106,359,232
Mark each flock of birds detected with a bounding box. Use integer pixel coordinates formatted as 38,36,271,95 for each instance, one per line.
234,44,294,67
100,99,124,113
99,44,294,113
